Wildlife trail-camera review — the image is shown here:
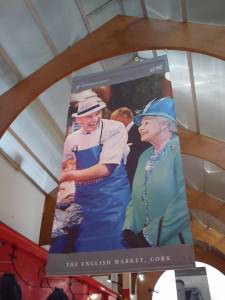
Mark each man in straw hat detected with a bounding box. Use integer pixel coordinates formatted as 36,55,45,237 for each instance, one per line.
51,89,130,252
123,97,192,248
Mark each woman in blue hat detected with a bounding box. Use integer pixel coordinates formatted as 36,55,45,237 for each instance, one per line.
123,97,192,247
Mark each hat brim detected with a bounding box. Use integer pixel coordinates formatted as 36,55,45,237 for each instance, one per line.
134,112,176,126
72,102,106,118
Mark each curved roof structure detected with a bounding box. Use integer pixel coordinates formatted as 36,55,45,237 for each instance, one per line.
0,1,225,297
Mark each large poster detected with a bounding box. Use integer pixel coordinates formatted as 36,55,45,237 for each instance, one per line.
175,267,211,300
47,56,195,275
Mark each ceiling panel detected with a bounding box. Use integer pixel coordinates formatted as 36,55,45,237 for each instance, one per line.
122,0,143,17
0,0,53,76
145,0,181,21
30,0,88,53
82,0,110,15
38,79,71,133
192,53,225,141
187,0,225,26
0,56,18,94
167,50,197,131
183,154,225,202
182,154,204,192
87,0,121,31
204,161,225,201
10,101,63,179
1,130,57,193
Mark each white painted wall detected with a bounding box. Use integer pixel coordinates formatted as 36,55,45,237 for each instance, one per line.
0,154,45,243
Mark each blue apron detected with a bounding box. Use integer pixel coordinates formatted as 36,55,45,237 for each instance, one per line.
50,122,130,253
73,122,130,252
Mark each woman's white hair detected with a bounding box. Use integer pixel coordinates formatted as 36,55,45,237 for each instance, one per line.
156,116,177,134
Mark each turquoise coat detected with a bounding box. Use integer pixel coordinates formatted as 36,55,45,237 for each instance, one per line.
123,135,193,246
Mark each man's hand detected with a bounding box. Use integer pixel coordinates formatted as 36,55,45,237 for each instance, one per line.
60,170,76,183
60,164,110,184
62,158,76,171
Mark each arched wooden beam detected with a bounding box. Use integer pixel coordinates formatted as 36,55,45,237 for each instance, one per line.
179,128,225,170
194,245,225,274
2,16,225,136
191,219,225,254
136,271,162,300
187,186,225,224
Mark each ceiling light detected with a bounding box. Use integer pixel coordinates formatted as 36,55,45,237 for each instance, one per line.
89,293,102,300
165,71,171,81
138,273,145,281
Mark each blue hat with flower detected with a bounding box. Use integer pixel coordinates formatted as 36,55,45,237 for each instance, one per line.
134,97,176,126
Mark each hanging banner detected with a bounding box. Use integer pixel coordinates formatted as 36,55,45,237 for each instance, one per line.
47,55,195,275
175,267,211,300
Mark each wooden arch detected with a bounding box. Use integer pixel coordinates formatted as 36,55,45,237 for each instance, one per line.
1,15,225,287
2,15,225,136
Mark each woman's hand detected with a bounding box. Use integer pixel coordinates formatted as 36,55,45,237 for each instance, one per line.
122,229,151,248
122,229,138,248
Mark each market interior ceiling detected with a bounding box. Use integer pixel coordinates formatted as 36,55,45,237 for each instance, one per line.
1,0,225,260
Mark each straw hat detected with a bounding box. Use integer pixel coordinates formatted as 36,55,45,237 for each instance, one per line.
72,97,106,117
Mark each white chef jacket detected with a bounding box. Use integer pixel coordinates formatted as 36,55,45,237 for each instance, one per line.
63,119,129,165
